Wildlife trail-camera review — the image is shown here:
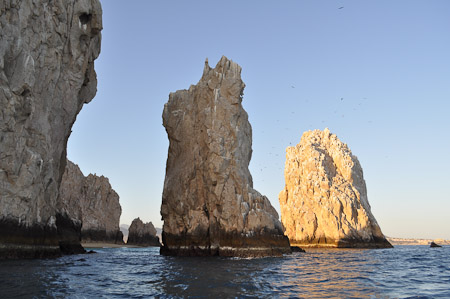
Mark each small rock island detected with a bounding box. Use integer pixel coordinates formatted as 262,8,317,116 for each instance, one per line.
127,218,161,247
160,56,291,257
279,129,392,248
430,241,442,248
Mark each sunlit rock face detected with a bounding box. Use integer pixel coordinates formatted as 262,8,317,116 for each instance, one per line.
279,129,392,248
58,161,123,245
0,0,102,258
127,218,160,247
161,56,291,257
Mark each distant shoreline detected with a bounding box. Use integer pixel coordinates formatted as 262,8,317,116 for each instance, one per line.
82,242,143,249
83,239,450,249
387,237,450,246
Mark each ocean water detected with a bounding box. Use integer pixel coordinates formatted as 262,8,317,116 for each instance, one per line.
0,245,449,298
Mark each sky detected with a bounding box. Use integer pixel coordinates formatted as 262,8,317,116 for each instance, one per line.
68,1,450,239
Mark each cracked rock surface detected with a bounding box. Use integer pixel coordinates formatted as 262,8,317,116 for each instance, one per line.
0,0,102,258
161,56,290,257
59,160,123,244
279,128,392,248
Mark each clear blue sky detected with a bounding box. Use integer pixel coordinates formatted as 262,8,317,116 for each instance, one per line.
68,1,450,239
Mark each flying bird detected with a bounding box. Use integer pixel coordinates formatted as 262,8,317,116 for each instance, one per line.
338,6,344,9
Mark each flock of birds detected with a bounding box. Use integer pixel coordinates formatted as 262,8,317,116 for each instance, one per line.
254,78,372,180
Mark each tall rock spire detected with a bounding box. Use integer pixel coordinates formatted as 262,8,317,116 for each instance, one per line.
161,56,291,257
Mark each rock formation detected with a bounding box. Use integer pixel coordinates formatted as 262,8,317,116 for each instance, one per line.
430,241,442,248
127,218,160,247
279,128,392,248
0,0,102,258
58,160,123,244
161,56,291,257
290,246,306,253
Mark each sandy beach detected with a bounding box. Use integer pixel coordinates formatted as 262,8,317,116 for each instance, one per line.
82,242,143,249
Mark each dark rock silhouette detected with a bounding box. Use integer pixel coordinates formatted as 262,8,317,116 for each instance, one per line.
127,218,160,247
430,242,442,248
290,246,306,253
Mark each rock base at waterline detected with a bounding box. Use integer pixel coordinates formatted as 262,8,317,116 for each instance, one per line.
0,213,88,259
160,231,291,257
289,236,393,249
81,230,124,245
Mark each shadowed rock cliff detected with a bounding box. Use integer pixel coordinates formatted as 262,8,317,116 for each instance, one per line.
0,0,102,258
279,128,392,248
161,56,291,257
58,161,123,245
127,218,160,247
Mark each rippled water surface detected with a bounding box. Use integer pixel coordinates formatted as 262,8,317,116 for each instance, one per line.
1,245,449,298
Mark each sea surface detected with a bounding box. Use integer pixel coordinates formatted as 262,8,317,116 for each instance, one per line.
0,245,449,298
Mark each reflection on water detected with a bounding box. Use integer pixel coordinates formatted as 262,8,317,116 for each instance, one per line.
1,246,449,298
277,249,381,298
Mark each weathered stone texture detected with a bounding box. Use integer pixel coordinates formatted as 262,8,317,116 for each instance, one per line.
161,56,290,257
127,218,160,247
0,0,102,258
279,128,392,248
58,160,123,244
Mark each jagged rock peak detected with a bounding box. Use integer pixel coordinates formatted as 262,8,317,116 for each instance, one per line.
161,56,291,257
127,218,160,247
202,55,242,79
279,128,392,248
0,0,102,258
59,160,123,244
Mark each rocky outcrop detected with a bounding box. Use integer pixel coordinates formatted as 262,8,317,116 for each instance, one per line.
0,0,102,258
279,129,392,248
58,160,123,244
127,218,160,247
290,246,306,253
161,56,291,257
430,242,442,248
